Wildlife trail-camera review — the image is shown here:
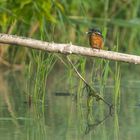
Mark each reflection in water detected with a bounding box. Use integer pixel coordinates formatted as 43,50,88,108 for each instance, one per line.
23,94,32,108
0,70,140,140
85,113,111,134
0,71,20,128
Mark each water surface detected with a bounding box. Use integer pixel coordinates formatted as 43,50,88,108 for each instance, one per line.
0,70,140,140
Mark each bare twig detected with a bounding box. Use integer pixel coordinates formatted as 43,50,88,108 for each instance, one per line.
66,55,113,112
66,56,89,85
0,33,140,64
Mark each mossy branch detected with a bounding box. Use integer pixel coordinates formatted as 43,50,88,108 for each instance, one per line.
0,33,140,64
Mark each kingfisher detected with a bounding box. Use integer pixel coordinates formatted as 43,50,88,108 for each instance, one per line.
87,29,104,49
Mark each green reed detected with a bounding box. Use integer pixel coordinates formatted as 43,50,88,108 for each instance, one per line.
1,0,139,139
0,0,140,63
113,61,120,140
112,37,120,139
113,37,121,110
26,51,56,109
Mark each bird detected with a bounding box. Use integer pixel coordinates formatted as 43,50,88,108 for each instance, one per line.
87,29,104,49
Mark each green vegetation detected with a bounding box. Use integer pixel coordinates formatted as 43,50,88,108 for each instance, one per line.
0,0,140,60
0,0,140,138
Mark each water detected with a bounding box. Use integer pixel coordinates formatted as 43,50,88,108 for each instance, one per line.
0,70,140,140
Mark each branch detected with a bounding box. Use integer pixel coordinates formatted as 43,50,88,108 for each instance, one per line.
0,33,140,64
66,55,112,107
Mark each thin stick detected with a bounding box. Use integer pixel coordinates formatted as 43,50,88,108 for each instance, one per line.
0,33,140,64
66,56,89,85
66,55,112,110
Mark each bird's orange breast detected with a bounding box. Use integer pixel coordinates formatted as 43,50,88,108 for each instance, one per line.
89,34,103,49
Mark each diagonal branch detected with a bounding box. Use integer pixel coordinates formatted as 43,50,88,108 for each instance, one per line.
0,33,140,64
66,56,113,111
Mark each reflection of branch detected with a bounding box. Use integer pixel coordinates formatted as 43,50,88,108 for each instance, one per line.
66,55,113,112
0,74,19,128
85,113,111,134
0,57,23,70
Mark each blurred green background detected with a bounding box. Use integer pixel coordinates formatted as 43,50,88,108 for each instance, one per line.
0,0,140,65
0,1,140,140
